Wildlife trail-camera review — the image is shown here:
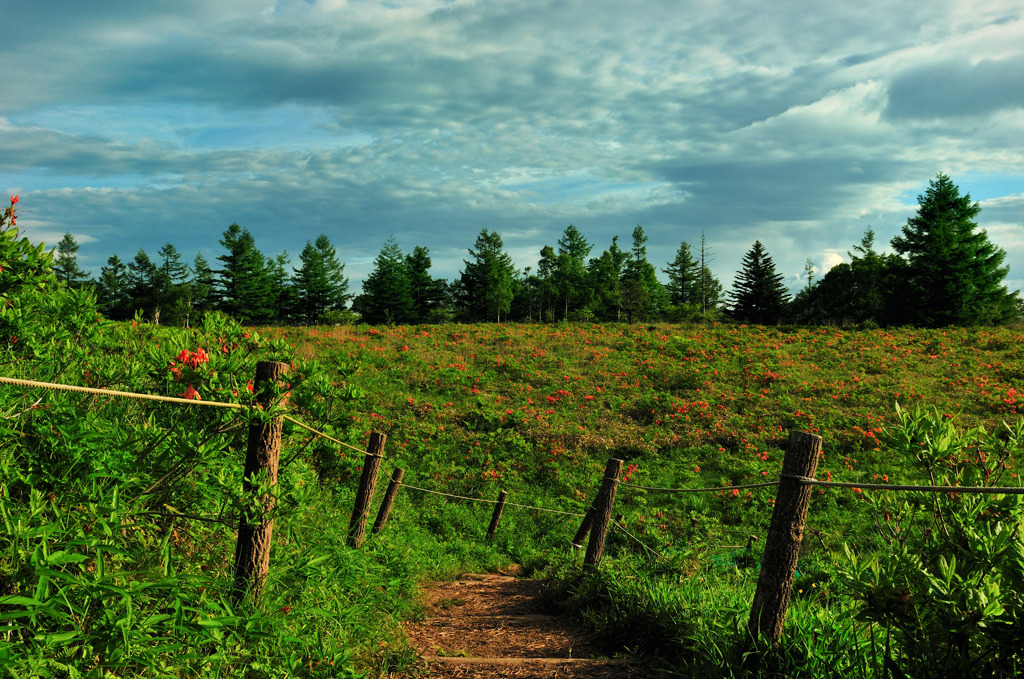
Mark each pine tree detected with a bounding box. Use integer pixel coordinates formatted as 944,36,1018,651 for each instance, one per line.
620,225,667,321
405,245,446,323
587,236,627,321
353,237,415,325
890,173,1017,326
127,249,161,322
190,254,216,319
53,232,90,288
728,240,790,325
293,234,350,324
456,229,516,323
554,224,592,319
96,255,132,320
663,241,700,307
535,245,559,322
216,224,275,325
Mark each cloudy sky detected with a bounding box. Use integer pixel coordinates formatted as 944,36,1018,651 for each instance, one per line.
3,0,1023,296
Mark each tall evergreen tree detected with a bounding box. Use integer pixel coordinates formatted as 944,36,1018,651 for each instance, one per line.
96,254,132,320
126,249,161,322
554,224,593,319
157,243,189,284
405,245,446,323
190,253,216,319
890,173,1017,326
353,237,415,325
587,236,627,321
620,225,667,321
535,245,559,322
663,241,700,307
216,224,275,324
53,232,90,288
293,234,350,324
728,240,790,325
456,229,516,323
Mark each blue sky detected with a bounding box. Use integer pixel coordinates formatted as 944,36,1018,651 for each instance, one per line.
2,0,1022,295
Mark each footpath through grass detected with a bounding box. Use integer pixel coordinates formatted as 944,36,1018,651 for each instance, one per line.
3,312,1022,678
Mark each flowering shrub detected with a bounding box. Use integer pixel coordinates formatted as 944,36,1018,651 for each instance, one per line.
839,406,1024,677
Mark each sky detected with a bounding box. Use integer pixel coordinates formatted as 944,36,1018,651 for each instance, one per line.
2,0,1023,297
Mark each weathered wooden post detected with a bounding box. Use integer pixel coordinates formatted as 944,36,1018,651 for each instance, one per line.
571,504,596,550
347,432,386,548
747,430,822,646
486,490,508,540
584,458,623,572
371,467,405,535
232,360,289,607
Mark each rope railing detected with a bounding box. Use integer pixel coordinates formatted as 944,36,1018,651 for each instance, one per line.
397,480,587,518
0,375,244,409
618,473,1024,496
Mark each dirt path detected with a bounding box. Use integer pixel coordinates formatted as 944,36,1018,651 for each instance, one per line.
400,573,655,678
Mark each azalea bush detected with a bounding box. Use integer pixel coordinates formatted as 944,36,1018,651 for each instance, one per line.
838,406,1024,678
0,196,419,677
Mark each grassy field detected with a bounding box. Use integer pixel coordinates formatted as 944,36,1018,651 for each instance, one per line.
3,315,1022,677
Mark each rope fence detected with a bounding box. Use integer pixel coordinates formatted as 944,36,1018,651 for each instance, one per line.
6,368,1024,642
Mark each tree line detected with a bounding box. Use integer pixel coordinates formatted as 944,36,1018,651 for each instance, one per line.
55,174,1019,328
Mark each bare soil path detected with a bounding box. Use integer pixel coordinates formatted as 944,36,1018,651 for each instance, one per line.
400,573,655,679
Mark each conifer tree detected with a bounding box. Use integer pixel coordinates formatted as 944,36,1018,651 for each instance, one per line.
216,224,275,325
587,236,627,321
456,229,516,323
663,241,700,307
620,225,667,321
96,254,132,320
405,245,447,323
728,240,790,325
554,224,592,319
890,173,1017,326
293,234,350,324
353,237,415,325
53,232,90,288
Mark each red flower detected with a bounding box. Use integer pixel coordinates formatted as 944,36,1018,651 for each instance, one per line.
9,195,17,205
181,384,200,400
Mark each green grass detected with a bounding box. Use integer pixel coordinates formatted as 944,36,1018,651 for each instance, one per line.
3,315,1022,677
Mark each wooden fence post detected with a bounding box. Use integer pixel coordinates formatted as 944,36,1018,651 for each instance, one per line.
747,430,822,646
371,467,405,535
347,432,386,548
232,360,289,607
571,504,596,550
584,458,623,572
486,490,508,540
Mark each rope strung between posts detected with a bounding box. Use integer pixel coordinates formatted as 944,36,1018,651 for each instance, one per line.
397,481,585,518
785,474,1024,495
619,474,1024,496
0,375,374,457
619,479,782,493
611,520,667,561
283,415,372,456
0,375,244,408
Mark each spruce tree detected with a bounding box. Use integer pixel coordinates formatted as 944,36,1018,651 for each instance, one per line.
728,240,790,325
891,173,1017,326
216,224,275,325
405,245,446,323
127,249,160,322
587,236,627,321
456,229,516,323
96,255,132,320
293,234,350,324
621,225,667,321
53,232,90,287
663,241,700,307
353,237,415,325
554,224,592,319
